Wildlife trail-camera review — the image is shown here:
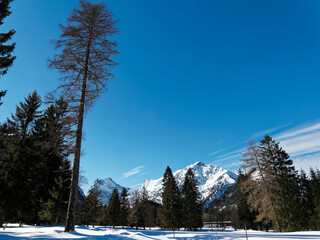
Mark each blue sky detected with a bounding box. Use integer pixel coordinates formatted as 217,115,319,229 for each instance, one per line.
1,0,320,193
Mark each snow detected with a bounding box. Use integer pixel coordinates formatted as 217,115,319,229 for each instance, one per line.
1,225,319,240
91,162,237,206
89,178,127,205
128,161,237,206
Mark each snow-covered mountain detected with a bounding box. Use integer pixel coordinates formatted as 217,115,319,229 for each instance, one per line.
89,162,237,206
128,162,237,206
88,177,127,205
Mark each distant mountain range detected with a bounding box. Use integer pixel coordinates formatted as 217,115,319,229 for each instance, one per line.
88,161,237,207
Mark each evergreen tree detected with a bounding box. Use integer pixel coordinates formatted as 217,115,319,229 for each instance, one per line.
140,186,149,230
241,135,300,232
81,180,103,227
181,168,202,230
38,167,71,225
107,188,121,228
129,191,144,230
33,99,73,223
0,90,6,106
159,166,182,230
297,170,313,230
259,135,300,231
310,168,320,230
0,0,16,76
119,188,129,228
1,91,42,224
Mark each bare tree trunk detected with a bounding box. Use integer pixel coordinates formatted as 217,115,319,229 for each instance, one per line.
64,77,86,231
64,24,93,232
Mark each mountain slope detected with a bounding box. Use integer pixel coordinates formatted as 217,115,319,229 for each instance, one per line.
88,177,127,205
88,162,237,206
129,161,237,206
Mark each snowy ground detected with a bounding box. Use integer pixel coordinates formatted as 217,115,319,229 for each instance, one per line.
1,225,320,240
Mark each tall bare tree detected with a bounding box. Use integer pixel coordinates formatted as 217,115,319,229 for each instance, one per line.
49,0,118,232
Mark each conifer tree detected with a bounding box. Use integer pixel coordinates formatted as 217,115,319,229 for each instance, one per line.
159,166,182,230
297,170,313,230
181,168,202,230
3,91,42,224
241,135,301,232
259,135,300,231
107,188,121,228
128,191,144,230
119,188,129,228
81,180,103,227
310,168,320,230
0,0,16,76
48,0,119,231
38,170,71,225
140,186,149,230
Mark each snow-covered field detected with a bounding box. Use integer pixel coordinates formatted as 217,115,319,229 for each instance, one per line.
1,225,320,240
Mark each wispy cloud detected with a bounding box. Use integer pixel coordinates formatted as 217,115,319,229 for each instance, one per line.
215,148,245,160
123,166,145,178
274,120,320,170
139,171,151,176
251,122,293,139
209,148,227,156
211,120,320,172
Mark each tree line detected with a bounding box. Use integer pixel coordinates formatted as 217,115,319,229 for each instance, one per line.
0,91,72,226
79,167,203,230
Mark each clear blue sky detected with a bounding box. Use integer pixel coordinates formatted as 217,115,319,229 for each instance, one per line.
1,0,320,193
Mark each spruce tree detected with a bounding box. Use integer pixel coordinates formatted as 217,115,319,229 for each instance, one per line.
310,168,320,230
119,188,129,228
0,0,16,76
259,135,300,231
107,188,121,228
4,91,42,224
159,166,182,230
38,169,71,225
33,99,73,223
241,135,300,232
181,168,202,230
128,191,144,230
297,170,313,230
81,180,103,227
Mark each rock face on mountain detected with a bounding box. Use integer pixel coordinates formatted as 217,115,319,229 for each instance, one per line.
89,162,237,207
129,162,237,206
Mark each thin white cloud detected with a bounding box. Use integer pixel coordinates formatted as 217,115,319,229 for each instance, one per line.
123,166,144,178
215,148,245,160
276,121,320,140
212,120,320,172
273,120,320,171
209,148,227,156
251,122,292,139
212,153,242,163
139,171,151,176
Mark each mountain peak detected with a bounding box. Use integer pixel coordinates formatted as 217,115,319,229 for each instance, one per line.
191,161,205,167
89,162,237,207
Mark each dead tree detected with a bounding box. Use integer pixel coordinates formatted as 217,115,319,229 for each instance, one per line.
48,0,118,232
